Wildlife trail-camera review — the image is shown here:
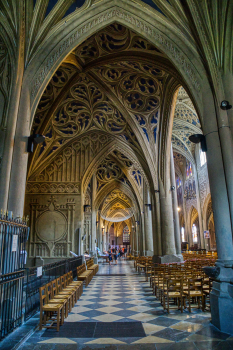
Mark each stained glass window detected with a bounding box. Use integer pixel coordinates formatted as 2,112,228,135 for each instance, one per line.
181,227,185,242
192,224,197,243
123,226,130,243
189,163,192,177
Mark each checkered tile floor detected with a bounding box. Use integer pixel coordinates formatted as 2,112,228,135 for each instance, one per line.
20,260,233,350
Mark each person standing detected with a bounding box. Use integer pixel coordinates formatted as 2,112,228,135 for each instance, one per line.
114,248,118,265
108,247,112,266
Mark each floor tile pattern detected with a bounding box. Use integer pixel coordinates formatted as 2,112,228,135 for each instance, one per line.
15,259,233,349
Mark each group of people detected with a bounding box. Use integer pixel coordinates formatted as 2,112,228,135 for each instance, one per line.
108,247,125,265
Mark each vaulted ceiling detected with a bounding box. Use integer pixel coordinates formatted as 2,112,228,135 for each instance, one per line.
27,23,202,231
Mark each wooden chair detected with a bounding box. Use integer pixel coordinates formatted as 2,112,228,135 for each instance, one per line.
87,259,99,275
39,285,64,331
202,277,213,310
56,277,75,308
77,264,93,287
163,278,184,313
67,271,83,298
51,279,72,316
60,275,77,304
46,282,69,318
64,274,79,303
183,277,205,312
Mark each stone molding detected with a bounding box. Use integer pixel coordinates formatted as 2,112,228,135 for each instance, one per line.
26,182,80,194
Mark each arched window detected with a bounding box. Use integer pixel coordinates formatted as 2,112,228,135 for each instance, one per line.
181,227,185,242
192,224,197,242
176,177,182,188
200,150,207,166
186,162,193,179
189,163,192,177
186,162,189,179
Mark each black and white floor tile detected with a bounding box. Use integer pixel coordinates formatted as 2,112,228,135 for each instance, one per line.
18,260,233,350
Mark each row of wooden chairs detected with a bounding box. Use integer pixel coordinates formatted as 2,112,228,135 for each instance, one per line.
151,262,213,313
134,256,215,314
39,271,83,331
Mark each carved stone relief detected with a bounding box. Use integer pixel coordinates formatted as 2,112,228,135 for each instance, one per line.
28,196,75,258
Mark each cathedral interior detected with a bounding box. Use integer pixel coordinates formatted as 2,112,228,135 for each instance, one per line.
0,0,233,349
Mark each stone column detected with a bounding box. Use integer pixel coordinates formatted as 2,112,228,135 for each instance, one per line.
0,14,25,212
193,164,205,249
203,105,233,263
140,213,145,256
170,146,181,255
90,175,97,260
102,227,106,253
144,184,153,256
135,222,139,256
201,87,233,333
153,192,162,255
158,178,177,257
7,88,30,216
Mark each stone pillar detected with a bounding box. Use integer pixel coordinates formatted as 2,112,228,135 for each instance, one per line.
204,121,233,263
0,17,25,212
144,184,153,256
140,212,145,256
90,175,97,259
135,222,139,256
102,227,106,253
7,88,30,216
221,70,233,229
201,87,233,333
193,163,205,249
170,146,181,255
153,192,162,255
158,179,176,255
131,225,135,254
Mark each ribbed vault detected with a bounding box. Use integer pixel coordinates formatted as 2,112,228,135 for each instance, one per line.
25,22,204,256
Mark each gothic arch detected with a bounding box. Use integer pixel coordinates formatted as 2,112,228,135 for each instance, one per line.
81,138,150,195
25,0,207,122
94,180,141,213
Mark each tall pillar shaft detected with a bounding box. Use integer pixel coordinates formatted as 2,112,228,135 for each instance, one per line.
159,179,176,256
91,175,97,256
170,147,181,255
0,27,25,212
144,185,153,255
7,88,30,216
205,131,233,262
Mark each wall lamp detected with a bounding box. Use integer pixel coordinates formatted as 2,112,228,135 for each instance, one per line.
220,100,232,110
171,186,175,191
189,134,207,152
145,204,152,210
27,134,45,153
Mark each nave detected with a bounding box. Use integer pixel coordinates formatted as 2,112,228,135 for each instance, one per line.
6,260,233,350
